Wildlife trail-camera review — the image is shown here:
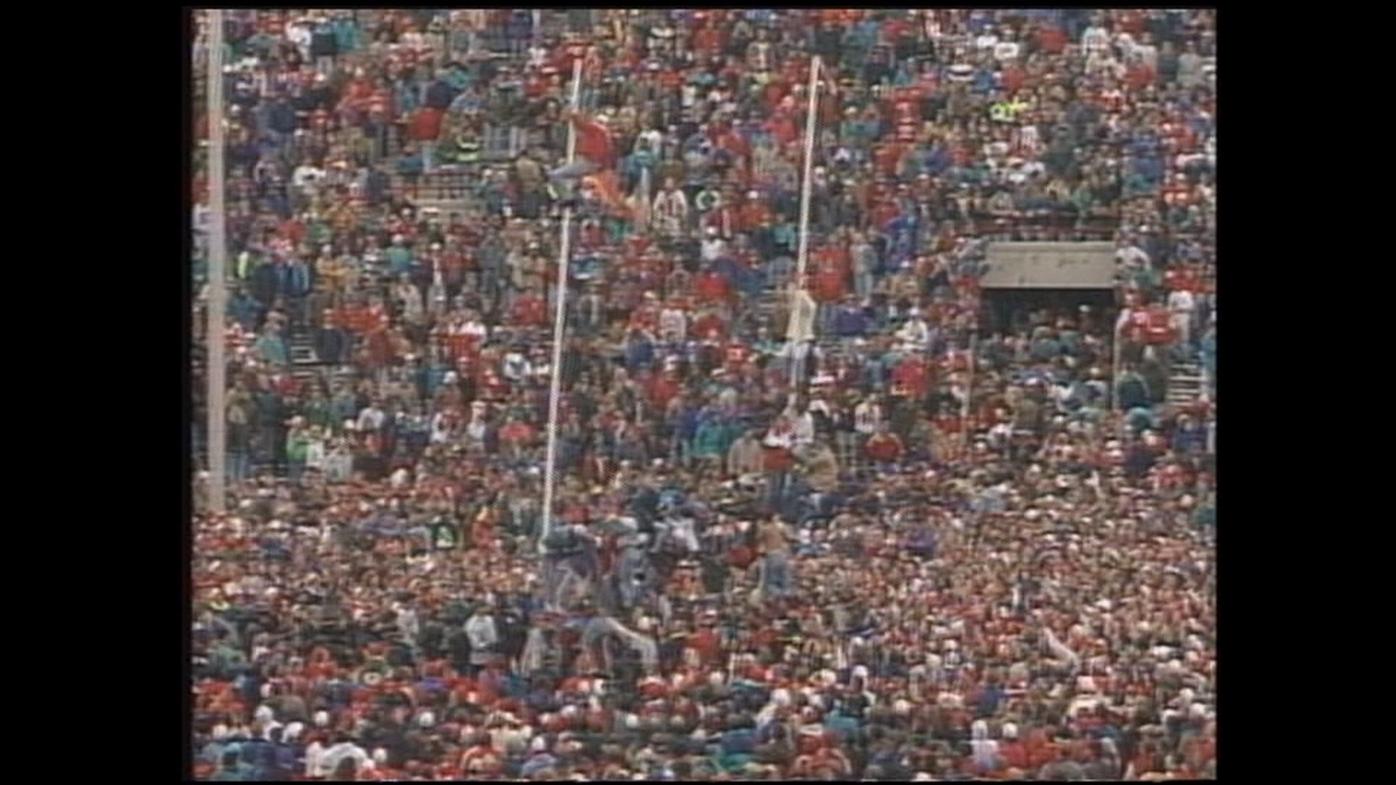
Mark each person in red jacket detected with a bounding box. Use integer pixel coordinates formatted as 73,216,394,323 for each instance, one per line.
548,109,615,205
997,723,1030,770
892,354,930,400
649,369,681,410
694,266,732,306
692,308,727,342
512,292,548,328
865,421,904,467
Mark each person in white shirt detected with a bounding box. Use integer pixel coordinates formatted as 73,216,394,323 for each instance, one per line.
700,229,728,263
356,403,386,433
993,38,1020,62
466,608,499,663
393,275,425,326
1085,51,1123,79
462,311,489,342
314,740,369,779
1177,41,1204,88
285,17,314,59
1167,287,1197,348
304,427,327,473
465,402,490,450
292,164,325,191
324,436,354,482
1081,23,1111,57
785,402,817,448
969,720,1001,773
746,31,772,71
659,304,687,344
897,309,931,351
635,128,663,155
429,410,457,445
854,396,883,436
528,43,548,69
1133,33,1159,71
502,351,531,382
1116,238,1150,270
651,178,688,238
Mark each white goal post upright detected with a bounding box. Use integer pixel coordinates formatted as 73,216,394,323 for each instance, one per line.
539,56,585,555
786,55,821,396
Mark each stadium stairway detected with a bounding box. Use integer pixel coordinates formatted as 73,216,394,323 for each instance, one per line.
288,328,320,388
1166,360,1206,407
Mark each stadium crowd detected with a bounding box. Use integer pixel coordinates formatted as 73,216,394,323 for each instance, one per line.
191,8,1216,781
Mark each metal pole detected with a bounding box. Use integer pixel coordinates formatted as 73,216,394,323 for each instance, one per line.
539,57,584,555
793,55,820,295
636,165,651,233
962,329,977,440
206,8,227,513
1111,317,1123,412
787,55,821,396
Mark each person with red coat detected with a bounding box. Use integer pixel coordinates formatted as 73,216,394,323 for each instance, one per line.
628,292,662,333
1144,305,1176,345
692,309,728,342
892,354,930,400
648,370,681,410
702,203,741,239
737,191,772,232
766,101,799,146
1125,58,1157,91
872,142,903,178
812,262,847,304
512,293,547,328
1036,25,1067,54
997,723,1030,770
865,422,904,466
691,17,725,55
723,341,751,375
1164,264,1203,293
547,110,617,205
694,266,732,306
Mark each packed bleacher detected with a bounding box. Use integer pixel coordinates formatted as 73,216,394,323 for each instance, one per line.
191,9,1216,781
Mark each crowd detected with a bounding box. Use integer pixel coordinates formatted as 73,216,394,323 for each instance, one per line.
192,8,1216,781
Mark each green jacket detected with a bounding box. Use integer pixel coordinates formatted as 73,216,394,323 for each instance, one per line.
303,398,335,430
255,334,288,366
287,431,310,463
692,420,729,458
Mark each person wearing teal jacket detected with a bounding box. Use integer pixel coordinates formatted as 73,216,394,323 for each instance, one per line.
386,237,413,277
255,324,289,367
692,417,730,462
331,12,359,54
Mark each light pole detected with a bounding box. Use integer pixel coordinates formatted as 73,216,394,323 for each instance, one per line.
205,8,227,512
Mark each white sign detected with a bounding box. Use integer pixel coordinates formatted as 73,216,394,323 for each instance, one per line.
981,242,1117,289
